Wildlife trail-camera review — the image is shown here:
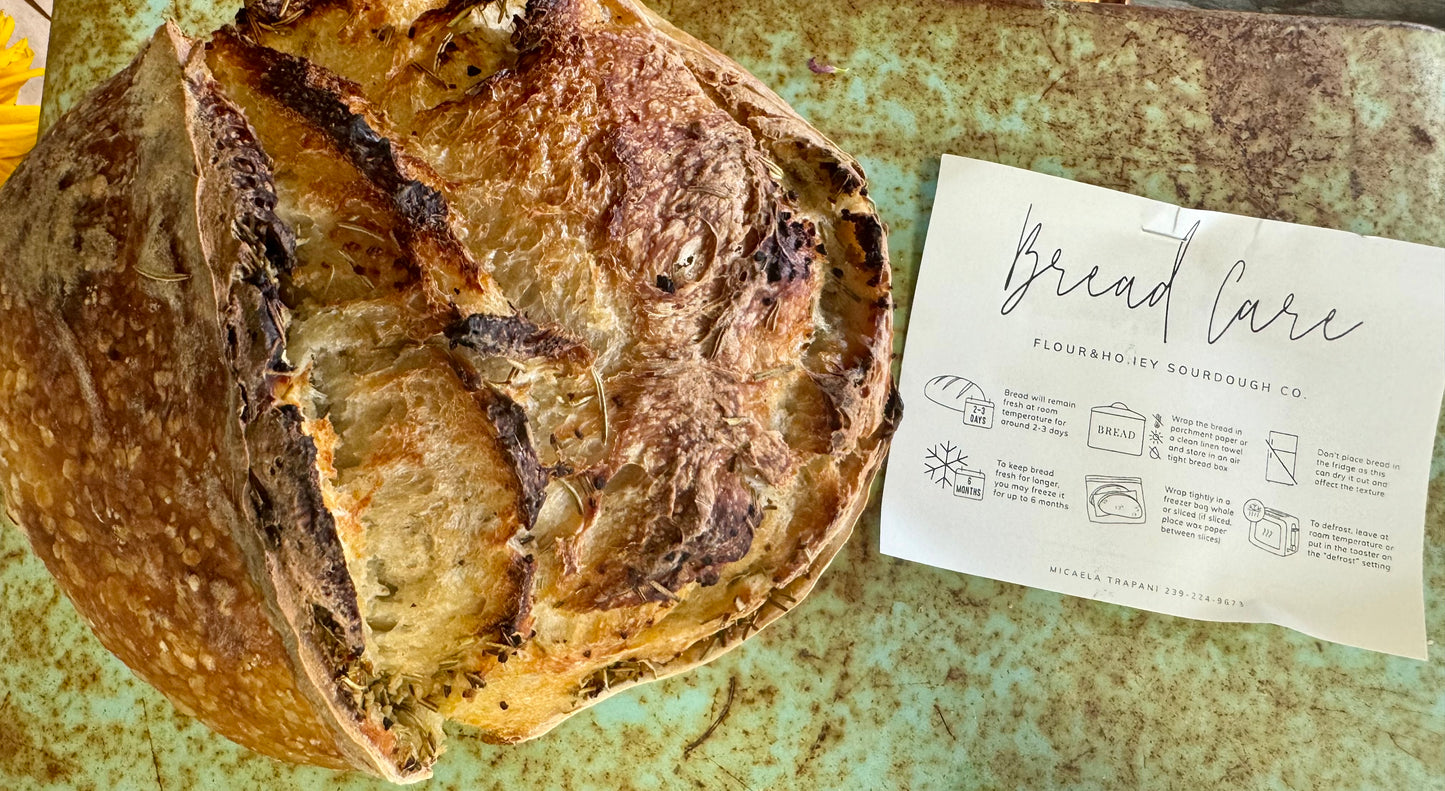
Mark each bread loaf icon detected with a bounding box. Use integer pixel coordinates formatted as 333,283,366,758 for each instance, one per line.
924,375,994,429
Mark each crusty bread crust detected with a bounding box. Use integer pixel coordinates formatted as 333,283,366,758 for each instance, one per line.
0,25,420,781
0,1,897,781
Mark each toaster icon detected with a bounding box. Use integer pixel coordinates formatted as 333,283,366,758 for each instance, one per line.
1247,505,1300,557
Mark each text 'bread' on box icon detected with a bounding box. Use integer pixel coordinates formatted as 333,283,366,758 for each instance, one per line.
1088,402,1145,456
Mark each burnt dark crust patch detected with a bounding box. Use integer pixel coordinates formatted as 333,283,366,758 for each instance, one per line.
245,405,366,646
597,479,760,609
483,390,570,528
240,0,346,35
215,30,451,234
498,552,538,652
839,209,887,284
411,0,498,30
880,383,904,438
681,482,758,587
187,61,372,694
447,312,589,362
512,0,582,54
756,213,816,284
820,158,865,195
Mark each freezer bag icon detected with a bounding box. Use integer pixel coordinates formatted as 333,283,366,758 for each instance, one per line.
924,375,994,429
1265,431,1298,486
1085,475,1146,524
1088,402,1145,456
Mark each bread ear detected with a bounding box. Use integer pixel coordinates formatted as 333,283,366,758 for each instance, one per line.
0,24,428,783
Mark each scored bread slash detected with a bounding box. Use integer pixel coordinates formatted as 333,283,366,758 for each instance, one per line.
0,0,898,782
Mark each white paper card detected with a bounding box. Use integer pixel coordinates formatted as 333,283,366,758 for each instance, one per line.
881,155,1445,659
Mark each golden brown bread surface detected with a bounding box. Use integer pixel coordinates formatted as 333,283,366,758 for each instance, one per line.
0,0,896,781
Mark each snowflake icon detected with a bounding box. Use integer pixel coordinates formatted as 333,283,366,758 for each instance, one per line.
923,441,970,490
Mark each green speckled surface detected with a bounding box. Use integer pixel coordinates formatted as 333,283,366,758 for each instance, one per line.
6,0,1445,788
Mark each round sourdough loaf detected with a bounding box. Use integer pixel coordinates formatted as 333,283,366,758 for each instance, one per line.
0,0,896,781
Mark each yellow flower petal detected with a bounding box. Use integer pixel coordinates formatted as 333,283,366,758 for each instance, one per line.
0,142,37,161
0,15,35,77
0,102,38,115
0,123,40,142
0,39,30,65
0,67,42,90
0,159,20,186
0,46,31,75
0,12,42,188
0,105,41,124
0,67,43,104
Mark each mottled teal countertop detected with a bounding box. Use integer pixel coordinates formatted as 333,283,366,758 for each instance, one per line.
4,0,1443,788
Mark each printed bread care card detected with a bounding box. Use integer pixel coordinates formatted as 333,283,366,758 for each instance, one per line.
881,155,1445,659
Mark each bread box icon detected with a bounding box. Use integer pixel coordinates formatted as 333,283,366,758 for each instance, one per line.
1088,402,1145,456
